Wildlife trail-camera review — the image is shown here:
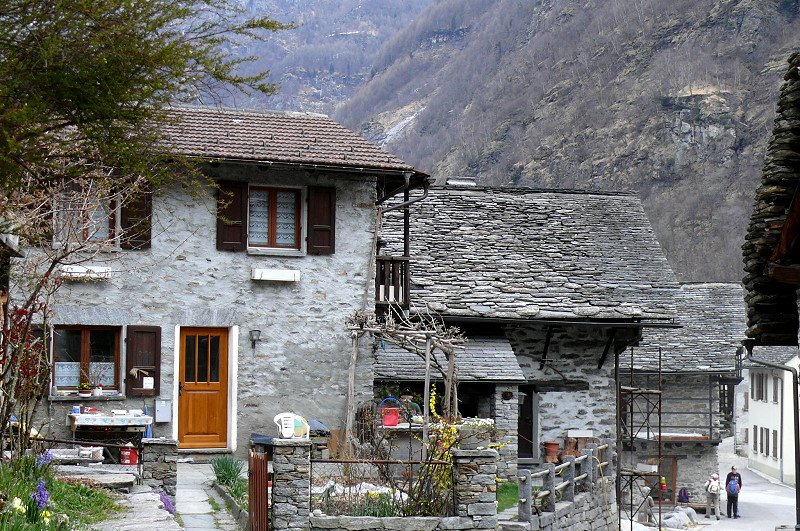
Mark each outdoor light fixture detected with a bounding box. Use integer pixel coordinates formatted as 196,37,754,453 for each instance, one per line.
249,329,262,349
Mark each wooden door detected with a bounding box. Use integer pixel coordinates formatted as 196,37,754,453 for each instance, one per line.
518,385,538,459
179,328,228,448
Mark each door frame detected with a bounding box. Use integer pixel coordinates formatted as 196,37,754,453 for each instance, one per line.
172,325,239,451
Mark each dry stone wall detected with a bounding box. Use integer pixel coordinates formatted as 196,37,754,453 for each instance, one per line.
141,438,178,500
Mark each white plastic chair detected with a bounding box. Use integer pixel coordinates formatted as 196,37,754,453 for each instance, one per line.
273,412,310,439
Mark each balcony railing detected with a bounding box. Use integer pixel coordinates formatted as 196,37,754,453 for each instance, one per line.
375,255,410,311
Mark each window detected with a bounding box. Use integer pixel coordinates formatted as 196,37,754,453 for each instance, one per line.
773,430,779,458
764,427,770,456
743,428,748,444
774,377,781,403
743,392,748,411
53,327,120,389
248,187,301,249
216,181,335,255
750,373,754,399
753,425,758,452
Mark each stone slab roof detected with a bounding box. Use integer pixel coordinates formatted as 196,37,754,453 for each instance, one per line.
632,283,744,373
742,52,800,345
744,345,799,368
374,336,525,382
382,186,679,320
160,106,421,175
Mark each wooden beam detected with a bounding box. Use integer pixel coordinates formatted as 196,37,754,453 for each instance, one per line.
766,262,800,285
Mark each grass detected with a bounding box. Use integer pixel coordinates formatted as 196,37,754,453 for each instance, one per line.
497,482,518,512
0,454,120,529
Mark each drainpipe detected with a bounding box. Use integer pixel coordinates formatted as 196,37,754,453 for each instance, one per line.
743,338,800,530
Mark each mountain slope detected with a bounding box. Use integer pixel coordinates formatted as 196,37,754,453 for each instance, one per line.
336,0,800,281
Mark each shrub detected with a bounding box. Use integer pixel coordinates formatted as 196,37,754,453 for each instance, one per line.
211,456,244,486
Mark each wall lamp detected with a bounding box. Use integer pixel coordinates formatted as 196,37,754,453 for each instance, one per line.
249,329,262,349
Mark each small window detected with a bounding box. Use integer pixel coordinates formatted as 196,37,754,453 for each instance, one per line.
773,430,778,458
765,427,770,456
247,187,302,250
53,326,120,390
753,425,758,452
54,188,119,247
750,373,754,399
743,428,748,444
774,377,781,403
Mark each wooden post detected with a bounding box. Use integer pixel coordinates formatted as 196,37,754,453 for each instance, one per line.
444,347,455,418
581,448,593,491
422,336,431,461
344,331,359,456
518,468,532,523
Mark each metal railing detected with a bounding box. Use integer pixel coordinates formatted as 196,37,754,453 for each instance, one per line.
518,443,611,520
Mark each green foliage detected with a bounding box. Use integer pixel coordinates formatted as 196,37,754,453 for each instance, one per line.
0,456,119,529
211,456,245,486
227,477,248,511
496,482,517,512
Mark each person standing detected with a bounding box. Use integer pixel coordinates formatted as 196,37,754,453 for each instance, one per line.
704,473,722,520
725,465,742,518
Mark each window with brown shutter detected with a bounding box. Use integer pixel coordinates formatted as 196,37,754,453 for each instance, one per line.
120,190,152,250
125,326,161,397
307,186,336,255
216,180,248,251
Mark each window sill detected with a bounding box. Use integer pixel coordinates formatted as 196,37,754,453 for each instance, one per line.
49,394,126,402
247,247,305,258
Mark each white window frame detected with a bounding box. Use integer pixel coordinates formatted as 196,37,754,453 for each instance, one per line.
246,185,307,257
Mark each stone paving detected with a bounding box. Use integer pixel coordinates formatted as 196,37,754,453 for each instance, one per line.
90,485,181,531
176,462,241,531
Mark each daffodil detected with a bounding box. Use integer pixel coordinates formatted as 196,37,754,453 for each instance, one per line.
10,496,26,514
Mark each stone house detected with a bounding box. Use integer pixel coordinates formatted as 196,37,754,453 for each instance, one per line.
741,53,800,484
28,107,427,453
621,283,744,505
380,181,679,480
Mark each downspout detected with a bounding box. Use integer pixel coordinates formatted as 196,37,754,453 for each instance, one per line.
743,338,800,531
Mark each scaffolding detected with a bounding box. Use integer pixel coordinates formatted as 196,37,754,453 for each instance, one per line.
617,346,663,529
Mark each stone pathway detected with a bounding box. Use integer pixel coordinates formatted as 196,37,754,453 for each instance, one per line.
91,485,181,531
176,462,241,530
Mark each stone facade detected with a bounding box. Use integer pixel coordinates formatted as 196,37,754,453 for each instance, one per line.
141,438,179,499
273,439,312,531
39,166,377,453
491,384,518,481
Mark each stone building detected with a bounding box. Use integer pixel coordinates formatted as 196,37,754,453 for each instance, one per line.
380,181,679,479
621,283,744,505
28,107,427,453
741,53,800,483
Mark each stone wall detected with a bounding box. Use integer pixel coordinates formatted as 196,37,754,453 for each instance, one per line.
491,384,518,481
36,166,377,453
522,478,618,531
141,438,178,499
272,441,500,530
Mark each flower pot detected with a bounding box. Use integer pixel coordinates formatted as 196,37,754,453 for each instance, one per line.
543,441,560,463
381,407,400,426
78,390,92,398
92,387,102,397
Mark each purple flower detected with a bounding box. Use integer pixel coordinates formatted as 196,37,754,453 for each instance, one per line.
159,491,176,515
36,451,53,467
30,480,49,509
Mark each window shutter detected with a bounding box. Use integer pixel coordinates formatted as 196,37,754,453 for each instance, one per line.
125,326,161,397
120,191,152,250
216,181,247,251
307,186,336,255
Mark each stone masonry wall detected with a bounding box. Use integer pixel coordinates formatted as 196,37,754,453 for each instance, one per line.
36,166,377,453
141,438,178,499
273,439,312,531
507,325,629,451
491,384,518,481
525,478,618,531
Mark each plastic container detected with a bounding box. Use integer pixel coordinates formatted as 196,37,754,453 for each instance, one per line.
120,445,139,465
378,397,403,427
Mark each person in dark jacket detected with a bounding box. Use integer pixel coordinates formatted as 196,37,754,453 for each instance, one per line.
725,465,742,518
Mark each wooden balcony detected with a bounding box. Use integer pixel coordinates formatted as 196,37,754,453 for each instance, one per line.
375,255,410,312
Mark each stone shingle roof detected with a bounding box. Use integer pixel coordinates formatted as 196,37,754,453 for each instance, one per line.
383,186,679,320
374,336,525,382
632,283,745,373
742,53,800,346
160,106,422,175
744,345,800,368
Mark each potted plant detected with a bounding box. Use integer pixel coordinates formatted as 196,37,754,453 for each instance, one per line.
78,382,92,397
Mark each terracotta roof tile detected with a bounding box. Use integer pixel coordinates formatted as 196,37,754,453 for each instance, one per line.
159,106,419,173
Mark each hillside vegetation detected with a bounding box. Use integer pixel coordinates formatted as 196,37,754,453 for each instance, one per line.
336,0,800,281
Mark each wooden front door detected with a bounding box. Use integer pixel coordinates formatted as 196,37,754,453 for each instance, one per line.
179,328,228,448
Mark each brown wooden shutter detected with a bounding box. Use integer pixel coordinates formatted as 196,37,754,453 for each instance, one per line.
125,326,161,397
120,191,152,250
216,180,247,251
307,186,336,255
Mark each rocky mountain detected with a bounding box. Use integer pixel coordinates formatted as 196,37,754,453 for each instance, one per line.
233,0,434,114
335,0,800,282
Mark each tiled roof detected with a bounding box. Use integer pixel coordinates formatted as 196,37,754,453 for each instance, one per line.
374,336,525,382
160,106,421,174
744,345,800,368
632,283,745,373
742,52,800,345
382,186,679,320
